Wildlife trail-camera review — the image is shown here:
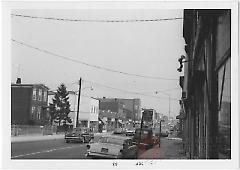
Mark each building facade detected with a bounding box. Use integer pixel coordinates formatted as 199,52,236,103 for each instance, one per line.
99,98,141,121
11,82,49,125
121,98,141,122
179,10,231,159
78,96,99,132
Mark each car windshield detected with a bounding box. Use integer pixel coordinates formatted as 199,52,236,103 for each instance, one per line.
135,129,151,134
99,137,123,145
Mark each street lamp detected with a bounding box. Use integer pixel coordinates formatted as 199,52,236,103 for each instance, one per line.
155,91,171,120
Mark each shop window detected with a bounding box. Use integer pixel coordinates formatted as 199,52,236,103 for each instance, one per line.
218,57,231,159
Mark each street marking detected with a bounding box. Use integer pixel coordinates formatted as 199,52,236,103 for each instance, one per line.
11,146,78,158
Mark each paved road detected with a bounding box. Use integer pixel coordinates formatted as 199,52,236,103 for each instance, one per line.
11,132,184,159
11,136,102,159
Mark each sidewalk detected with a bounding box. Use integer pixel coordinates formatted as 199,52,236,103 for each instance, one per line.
11,132,112,143
138,137,187,159
11,133,65,143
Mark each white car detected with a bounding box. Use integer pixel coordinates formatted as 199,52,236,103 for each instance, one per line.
86,135,138,159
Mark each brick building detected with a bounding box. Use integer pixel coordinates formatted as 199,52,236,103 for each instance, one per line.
11,80,49,125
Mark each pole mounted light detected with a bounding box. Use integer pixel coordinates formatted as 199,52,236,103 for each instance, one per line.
177,55,192,72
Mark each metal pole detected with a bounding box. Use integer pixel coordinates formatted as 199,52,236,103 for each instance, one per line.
138,112,144,149
76,78,82,127
159,120,161,147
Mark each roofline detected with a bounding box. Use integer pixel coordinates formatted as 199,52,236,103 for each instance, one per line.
11,83,49,90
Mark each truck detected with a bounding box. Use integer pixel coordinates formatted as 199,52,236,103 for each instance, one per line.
141,109,157,128
133,109,161,148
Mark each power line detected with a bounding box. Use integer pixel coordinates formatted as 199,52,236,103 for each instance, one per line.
83,79,179,101
11,13,183,23
12,39,178,81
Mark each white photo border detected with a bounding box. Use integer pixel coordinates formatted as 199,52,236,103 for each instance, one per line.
1,1,239,169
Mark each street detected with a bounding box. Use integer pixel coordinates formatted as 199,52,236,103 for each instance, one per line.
11,132,185,159
12,138,88,159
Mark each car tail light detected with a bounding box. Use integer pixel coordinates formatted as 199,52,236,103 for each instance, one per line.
86,144,90,149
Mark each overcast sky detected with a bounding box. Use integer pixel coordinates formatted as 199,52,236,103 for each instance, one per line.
11,9,185,118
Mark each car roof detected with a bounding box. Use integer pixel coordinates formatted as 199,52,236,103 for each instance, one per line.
101,135,132,140
135,128,152,131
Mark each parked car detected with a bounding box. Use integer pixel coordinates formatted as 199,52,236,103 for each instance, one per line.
65,127,92,143
113,128,125,135
133,128,159,149
160,131,169,137
125,129,135,136
82,128,94,139
85,135,138,159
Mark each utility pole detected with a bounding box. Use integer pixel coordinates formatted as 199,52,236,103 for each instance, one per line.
133,99,135,128
168,95,170,121
159,120,162,147
76,78,82,127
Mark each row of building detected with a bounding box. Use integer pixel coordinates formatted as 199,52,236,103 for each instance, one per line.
177,10,230,159
11,79,142,132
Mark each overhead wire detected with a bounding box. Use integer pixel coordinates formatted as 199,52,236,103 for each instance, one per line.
83,79,179,101
11,39,178,81
11,13,183,23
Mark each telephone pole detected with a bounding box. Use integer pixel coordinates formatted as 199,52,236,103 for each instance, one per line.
76,77,82,127
168,95,170,120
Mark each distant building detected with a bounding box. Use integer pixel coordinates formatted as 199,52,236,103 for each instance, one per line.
121,98,141,121
98,97,141,122
11,79,49,125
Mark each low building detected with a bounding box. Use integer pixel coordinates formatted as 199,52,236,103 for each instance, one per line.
11,79,49,125
78,96,99,132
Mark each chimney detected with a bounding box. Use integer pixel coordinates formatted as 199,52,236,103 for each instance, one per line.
16,77,21,84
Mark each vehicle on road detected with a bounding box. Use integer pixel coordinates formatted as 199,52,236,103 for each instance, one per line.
113,128,125,135
86,135,138,159
125,129,135,136
65,127,92,143
160,131,169,137
133,128,160,149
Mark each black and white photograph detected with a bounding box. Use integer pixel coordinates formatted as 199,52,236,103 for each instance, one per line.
1,1,239,169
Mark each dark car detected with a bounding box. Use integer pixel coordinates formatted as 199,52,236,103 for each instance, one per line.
133,128,159,149
86,135,138,159
113,128,125,135
65,128,92,143
160,131,169,137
